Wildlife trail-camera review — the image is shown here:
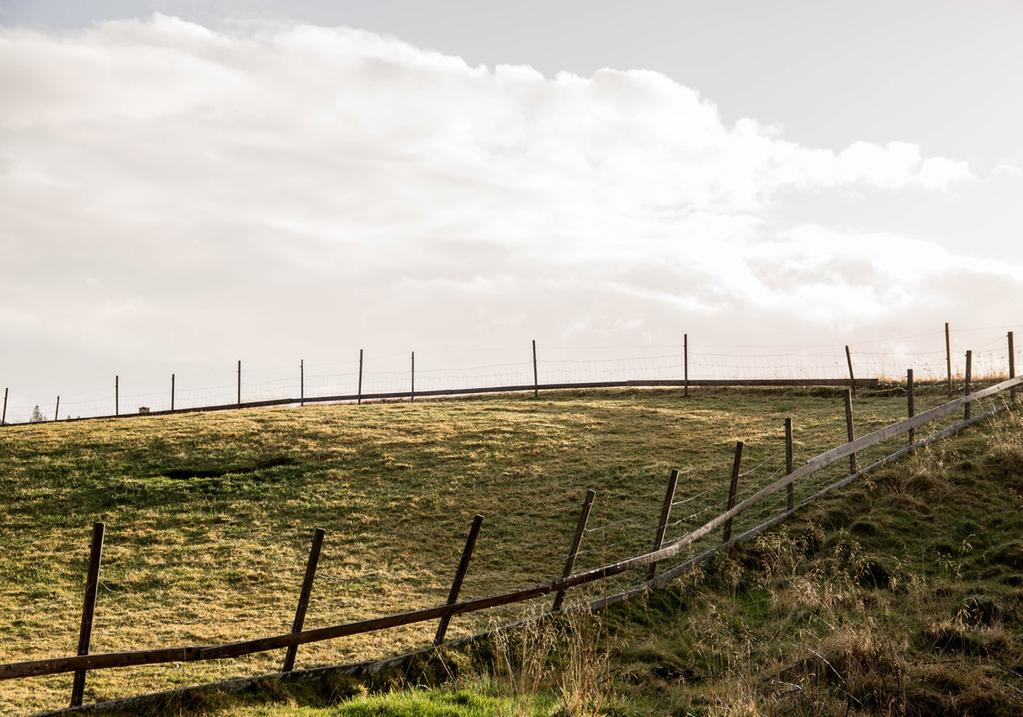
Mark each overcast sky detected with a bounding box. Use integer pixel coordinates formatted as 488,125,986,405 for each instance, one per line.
1,1,1021,419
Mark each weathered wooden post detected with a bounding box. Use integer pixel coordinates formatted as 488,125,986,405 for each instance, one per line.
411,351,415,403
532,339,539,398
964,350,972,420
907,369,915,446
357,349,364,405
647,470,680,581
171,374,175,412
115,375,119,416
70,522,105,707
551,490,596,611
845,345,856,398
1009,331,1016,401
54,396,60,422
844,390,857,474
784,418,794,512
945,322,953,396
683,333,689,398
1,387,7,426
237,360,242,406
722,442,744,543
300,360,305,407
282,528,325,672
434,515,483,645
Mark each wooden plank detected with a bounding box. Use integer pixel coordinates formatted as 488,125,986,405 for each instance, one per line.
1010,332,1017,401
532,340,539,398
784,418,793,511
551,490,595,612
54,396,60,422
844,390,857,474
282,528,325,672
683,333,689,398
964,350,972,420
946,322,953,396
434,515,483,645
646,471,679,581
357,349,363,405
70,522,105,707
722,442,743,543
845,345,856,398
907,369,915,445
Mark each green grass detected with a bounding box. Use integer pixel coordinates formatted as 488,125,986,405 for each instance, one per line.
0,384,992,714
204,689,555,716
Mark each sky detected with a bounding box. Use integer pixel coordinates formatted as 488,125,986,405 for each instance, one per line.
1,1,1022,420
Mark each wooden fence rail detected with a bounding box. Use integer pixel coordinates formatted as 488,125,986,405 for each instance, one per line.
0,372,1018,704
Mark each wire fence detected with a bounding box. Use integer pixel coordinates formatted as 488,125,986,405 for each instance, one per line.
1,324,1020,426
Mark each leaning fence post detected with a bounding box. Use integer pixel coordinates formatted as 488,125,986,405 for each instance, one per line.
70,522,105,708
1009,331,1016,401
54,395,60,422
844,390,857,474
945,322,953,396
532,340,539,398
300,360,305,407
552,490,595,612
357,349,364,405
784,418,794,512
722,442,744,544
845,345,856,398
907,369,915,446
282,528,325,672
683,333,689,398
114,375,119,416
964,350,972,420
2,387,7,426
411,351,415,403
647,469,680,581
434,514,483,645
237,360,242,406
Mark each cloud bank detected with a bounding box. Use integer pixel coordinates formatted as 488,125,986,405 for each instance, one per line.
0,14,1016,400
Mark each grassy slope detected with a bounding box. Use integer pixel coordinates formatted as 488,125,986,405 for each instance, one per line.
0,385,978,714
198,404,1023,717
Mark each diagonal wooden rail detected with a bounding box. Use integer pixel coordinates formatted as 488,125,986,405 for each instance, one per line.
0,374,1017,686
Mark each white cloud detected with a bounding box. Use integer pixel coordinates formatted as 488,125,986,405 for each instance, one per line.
0,14,1015,401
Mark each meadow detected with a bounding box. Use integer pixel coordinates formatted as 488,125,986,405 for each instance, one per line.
0,384,978,714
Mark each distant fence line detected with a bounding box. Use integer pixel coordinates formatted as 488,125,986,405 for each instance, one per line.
2,325,1019,427
1,363,1019,711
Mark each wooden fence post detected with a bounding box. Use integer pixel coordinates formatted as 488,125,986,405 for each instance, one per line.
114,376,119,416
647,470,680,581
54,396,60,422
551,490,595,612
411,351,415,403
532,340,539,398
282,528,325,672
907,369,915,446
300,360,305,407
171,374,175,412
2,387,7,426
683,333,689,398
434,514,483,645
945,322,953,396
1009,331,1016,401
70,522,105,707
845,345,856,398
964,350,972,420
844,390,857,474
357,349,363,405
237,360,241,406
722,442,744,543
784,418,794,511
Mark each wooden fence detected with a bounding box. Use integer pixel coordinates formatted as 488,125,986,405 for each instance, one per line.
1,367,1019,710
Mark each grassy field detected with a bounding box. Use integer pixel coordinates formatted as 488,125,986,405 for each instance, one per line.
0,383,990,715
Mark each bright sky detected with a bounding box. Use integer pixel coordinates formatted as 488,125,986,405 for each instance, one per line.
1,1,1021,420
